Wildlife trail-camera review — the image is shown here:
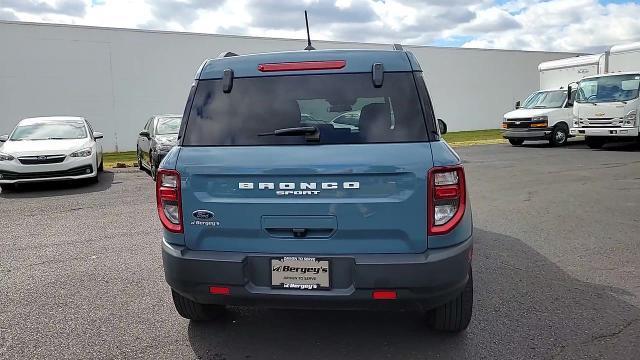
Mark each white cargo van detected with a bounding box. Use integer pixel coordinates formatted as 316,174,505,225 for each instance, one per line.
502,54,605,146
570,42,640,148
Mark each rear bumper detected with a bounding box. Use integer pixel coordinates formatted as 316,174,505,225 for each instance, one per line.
502,128,552,140
570,127,639,137
162,237,473,310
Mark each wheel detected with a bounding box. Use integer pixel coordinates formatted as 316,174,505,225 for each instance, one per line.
549,125,568,146
171,290,226,321
585,136,605,149
89,159,100,184
508,138,525,146
150,152,157,181
0,184,15,192
98,157,104,172
137,147,144,170
89,169,99,184
426,270,473,333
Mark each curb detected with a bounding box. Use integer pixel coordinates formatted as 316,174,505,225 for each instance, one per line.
449,139,506,147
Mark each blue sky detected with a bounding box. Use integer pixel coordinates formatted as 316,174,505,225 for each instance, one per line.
1,0,639,52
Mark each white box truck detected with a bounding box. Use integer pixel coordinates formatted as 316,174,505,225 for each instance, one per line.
570,42,640,148
502,54,605,146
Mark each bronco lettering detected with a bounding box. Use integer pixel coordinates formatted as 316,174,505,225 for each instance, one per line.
239,182,359,191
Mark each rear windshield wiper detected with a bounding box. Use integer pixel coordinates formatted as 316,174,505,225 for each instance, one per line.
258,126,320,142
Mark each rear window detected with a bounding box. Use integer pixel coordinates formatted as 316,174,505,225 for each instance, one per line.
156,117,181,135
182,72,429,146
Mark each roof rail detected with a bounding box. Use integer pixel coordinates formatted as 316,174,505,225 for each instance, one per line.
392,43,403,51
217,51,239,58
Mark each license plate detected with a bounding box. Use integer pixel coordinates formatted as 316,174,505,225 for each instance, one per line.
271,257,330,290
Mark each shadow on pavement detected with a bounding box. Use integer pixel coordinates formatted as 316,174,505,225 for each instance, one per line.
521,138,639,152
185,229,640,360
518,138,585,149
0,171,115,198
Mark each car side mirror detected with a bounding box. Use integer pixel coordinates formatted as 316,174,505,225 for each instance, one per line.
93,131,104,139
437,118,448,135
515,101,521,109
139,130,150,138
566,85,574,108
0,135,7,142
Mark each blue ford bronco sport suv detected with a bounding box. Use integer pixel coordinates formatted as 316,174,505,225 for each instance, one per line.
158,48,473,332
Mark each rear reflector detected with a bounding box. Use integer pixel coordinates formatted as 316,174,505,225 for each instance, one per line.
372,290,397,300
258,60,346,72
209,286,231,296
434,185,459,199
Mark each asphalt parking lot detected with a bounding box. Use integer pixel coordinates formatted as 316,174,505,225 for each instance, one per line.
1,141,639,359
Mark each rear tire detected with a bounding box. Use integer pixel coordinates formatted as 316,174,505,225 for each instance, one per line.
137,147,144,170
585,136,605,149
426,270,473,333
508,138,525,146
171,290,226,321
150,152,157,182
549,125,568,146
0,184,15,192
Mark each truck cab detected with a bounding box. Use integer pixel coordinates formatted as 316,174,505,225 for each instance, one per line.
570,72,640,148
569,42,640,148
502,88,574,146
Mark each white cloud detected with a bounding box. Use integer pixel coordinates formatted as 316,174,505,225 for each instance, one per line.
334,0,352,10
0,0,639,52
461,0,640,52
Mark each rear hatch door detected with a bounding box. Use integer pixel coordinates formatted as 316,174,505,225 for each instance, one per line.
178,70,433,254
178,143,432,254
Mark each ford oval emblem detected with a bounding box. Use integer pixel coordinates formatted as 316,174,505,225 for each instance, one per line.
192,210,214,220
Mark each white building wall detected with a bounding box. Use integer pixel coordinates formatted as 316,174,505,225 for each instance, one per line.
0,21,581,152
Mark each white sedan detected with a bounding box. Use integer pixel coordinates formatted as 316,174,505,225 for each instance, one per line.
0,116,104,191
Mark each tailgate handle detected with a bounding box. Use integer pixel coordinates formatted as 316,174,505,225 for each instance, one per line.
262,216,337,239
292,228,307,238
264,227,334,239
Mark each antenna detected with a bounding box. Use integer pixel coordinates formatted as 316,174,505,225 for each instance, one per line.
304,10,315,50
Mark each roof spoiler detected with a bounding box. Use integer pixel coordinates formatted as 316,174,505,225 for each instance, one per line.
392,43,403,51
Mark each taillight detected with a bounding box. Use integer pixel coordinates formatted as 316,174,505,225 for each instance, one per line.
156,169,183,233
428,166,466,235
257,60,346,72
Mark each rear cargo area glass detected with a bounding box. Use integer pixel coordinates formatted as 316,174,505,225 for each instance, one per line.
182,73,429,146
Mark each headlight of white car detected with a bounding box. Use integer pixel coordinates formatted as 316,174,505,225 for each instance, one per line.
531,115,548,122
623,110,637,127
69,148,93,158
0,153,15,161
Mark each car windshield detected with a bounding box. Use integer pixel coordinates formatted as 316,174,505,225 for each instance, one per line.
576,74,640,103
10,121,87,140
156,117,181,135
521,90,567,109
182,72,428,146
